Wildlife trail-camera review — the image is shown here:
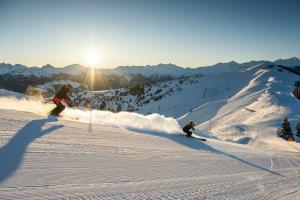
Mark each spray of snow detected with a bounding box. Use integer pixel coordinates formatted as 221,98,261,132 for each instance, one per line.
0,97,181,134
0,97,53,114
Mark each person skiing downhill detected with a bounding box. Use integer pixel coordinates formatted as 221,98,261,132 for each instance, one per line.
183,121,195,137
50,84,73,117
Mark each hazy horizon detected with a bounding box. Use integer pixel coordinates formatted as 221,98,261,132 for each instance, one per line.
2,56,299,70
1,0,299,68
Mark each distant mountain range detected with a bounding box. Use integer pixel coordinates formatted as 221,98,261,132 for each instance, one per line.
0,57,299,77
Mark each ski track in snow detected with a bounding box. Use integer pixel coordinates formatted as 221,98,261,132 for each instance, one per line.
0,110,300,199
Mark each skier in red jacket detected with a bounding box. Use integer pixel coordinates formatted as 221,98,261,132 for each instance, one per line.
50,84,72,116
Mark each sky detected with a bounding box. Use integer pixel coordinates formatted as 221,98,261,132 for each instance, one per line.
0,0,299,68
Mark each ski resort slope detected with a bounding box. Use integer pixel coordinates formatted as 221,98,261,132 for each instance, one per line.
139,69,255,118
179,66,300,151
0,109,300,199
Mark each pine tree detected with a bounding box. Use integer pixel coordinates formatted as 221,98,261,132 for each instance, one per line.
296,120,300,138
280,117,292,140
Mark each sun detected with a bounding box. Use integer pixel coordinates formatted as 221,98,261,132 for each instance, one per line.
86,50,100,67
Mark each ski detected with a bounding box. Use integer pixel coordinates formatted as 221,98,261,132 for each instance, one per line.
191,135,207,141
180,133,207,141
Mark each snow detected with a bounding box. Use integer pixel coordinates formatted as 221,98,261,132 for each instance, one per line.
38,80,82,92
0,109,300,199
140,67,257,118
110,63,193,77
40,62,300,148
0,97,181,134
1,57,299,78
1,58,300,198
0,63,88,77
0,89,25,99
68,69,252,116
67,62,288,119
275,57,300,67
179,66,300,151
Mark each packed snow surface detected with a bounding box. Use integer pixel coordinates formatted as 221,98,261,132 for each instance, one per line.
0,110,300,199
1,60,300,199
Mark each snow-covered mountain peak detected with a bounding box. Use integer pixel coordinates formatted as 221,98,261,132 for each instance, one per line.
289,56,299,60
227,60,239,65
117,63,181,70
0,63,27,75
1,57,300,78
41,64,55,69
113,63,187,77
152,63,180,68
213,60,239,66
275,57,300,66
14,63,28,68
63,64,87,69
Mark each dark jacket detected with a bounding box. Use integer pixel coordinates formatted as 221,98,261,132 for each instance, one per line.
183,123,195,132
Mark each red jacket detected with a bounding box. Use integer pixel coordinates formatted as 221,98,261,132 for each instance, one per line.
53,85,71,105
53,96,70,105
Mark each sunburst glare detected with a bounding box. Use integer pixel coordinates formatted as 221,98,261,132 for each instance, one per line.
86,50,100,67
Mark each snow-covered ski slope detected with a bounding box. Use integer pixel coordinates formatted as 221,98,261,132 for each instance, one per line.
138,68,254,118
178,66,300,147
0,109,300,199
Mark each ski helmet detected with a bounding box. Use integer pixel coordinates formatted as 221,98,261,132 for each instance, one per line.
189,121,195,126
65,84,73,93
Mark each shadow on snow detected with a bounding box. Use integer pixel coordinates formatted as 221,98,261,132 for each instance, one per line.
129,128,282,177
0,117,63,183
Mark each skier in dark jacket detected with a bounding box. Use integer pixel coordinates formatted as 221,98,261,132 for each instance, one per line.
183,121,195,137
50,84,72,116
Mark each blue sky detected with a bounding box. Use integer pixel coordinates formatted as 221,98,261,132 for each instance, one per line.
0,0,299,68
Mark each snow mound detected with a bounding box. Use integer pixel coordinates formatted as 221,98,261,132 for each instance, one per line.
0,97,181,134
